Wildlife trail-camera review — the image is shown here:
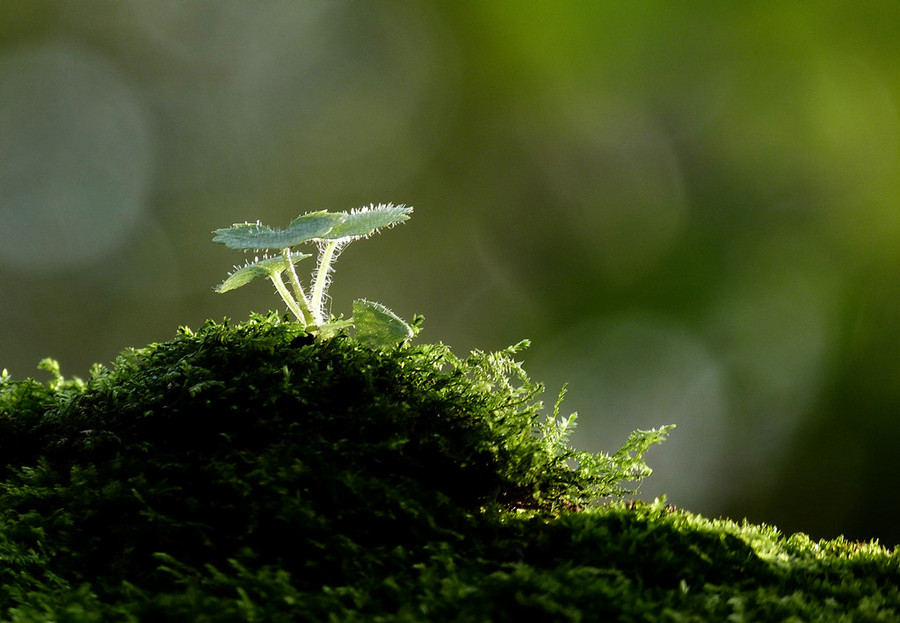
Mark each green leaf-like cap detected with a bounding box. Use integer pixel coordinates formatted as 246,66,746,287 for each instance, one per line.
213,211,343,250
322,204,413,240
215,252,311,293
352,299,414,349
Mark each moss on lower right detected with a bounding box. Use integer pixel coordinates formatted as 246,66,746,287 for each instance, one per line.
4,501,897,622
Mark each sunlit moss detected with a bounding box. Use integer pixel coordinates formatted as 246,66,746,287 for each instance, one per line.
0,314,895,621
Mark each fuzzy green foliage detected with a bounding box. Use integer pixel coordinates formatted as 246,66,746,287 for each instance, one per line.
213,204,415,343
0,315,896,621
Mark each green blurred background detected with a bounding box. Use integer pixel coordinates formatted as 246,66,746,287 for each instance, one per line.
2,2,899,544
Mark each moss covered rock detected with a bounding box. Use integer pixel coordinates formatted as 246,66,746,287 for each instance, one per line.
0,315,897,621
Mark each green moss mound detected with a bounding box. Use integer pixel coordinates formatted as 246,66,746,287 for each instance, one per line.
0,315,897,621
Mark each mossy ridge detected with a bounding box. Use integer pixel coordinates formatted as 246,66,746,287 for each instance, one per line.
0,313,657,614
0,314,897,621
407,503,900,622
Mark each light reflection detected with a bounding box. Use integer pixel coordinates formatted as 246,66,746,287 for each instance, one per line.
703,232,842,489
0,43,153,272
533,95,687,284
530,314,729,512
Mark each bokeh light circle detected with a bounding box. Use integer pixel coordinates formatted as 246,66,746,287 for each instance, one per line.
534,96,688,284
0,43,153,272
531,313,729,510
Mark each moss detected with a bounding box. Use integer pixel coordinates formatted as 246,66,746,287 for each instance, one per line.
0,313,897,621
